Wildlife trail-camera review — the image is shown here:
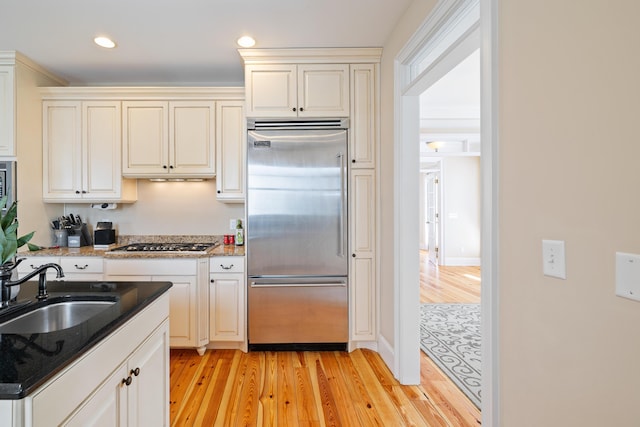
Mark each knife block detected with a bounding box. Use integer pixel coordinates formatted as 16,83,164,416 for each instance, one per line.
68,223,92,246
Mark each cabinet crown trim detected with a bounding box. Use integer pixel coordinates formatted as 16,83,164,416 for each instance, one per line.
40,86,245,100
238,48,382,64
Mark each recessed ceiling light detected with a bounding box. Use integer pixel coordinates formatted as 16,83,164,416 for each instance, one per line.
237,36,256,48
94,36,116,49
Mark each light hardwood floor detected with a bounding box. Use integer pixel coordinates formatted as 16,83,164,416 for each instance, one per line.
168,252,482,426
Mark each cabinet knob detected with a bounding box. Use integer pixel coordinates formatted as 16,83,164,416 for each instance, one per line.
217,190,221,194
352,254,356,258
352,159,356,163
210,279,215,283
169,165,174,169
163,165,168,169
122,376,133,386
131,367,140,377
299,107,304,112
82,190,87,194
292,107,297,112
75,190,80,194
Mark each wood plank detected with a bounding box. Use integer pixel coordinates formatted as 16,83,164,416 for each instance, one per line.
168,253,483,426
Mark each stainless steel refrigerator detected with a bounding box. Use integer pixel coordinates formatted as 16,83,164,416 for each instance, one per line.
246,119,348,349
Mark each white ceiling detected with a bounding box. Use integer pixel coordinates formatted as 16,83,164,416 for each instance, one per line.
0,0,412,86
419,49,480,156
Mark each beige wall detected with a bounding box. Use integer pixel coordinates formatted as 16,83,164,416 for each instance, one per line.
382,0,640,424
499,1,640,425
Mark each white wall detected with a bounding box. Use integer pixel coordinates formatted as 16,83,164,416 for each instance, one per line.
441,156,480,265
498,1,640,425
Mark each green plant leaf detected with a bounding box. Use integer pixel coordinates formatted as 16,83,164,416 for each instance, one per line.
0,201,17,231
27,243,42,251
17,231,34,248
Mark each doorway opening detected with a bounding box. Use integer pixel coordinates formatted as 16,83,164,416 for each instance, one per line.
393,0,498,423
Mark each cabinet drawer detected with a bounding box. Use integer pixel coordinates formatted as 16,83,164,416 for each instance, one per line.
105,258,197,276
60,257,104,274
210,256,244,273
16,256,60,275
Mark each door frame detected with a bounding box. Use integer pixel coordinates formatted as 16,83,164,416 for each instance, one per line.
392,0,499,424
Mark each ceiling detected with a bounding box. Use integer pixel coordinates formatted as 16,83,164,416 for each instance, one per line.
0,0,412,86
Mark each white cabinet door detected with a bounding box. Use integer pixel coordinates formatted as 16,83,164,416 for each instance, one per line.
43,100,135,202
63,363,127,427
298,64,349,117
127,320,170,426
216,101,245,202
350,64,377,168
166,275,198,347
209,273,245,341
0,65,15,156
43,100,82,199
244,64,297,117
209,256,245,342
123,100,216,178
350,169,376,341
83,101,124,199
170,100,216,176
245,63,349,118
122,101,169,176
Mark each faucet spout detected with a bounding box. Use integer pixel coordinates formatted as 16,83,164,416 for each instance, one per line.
0,263,65,307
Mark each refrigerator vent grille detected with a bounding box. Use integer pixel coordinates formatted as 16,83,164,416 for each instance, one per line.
248,118,348,130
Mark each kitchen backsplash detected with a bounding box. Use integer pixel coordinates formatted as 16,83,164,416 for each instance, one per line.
62,180,244,239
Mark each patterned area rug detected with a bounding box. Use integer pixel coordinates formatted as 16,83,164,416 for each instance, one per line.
420,303,481,408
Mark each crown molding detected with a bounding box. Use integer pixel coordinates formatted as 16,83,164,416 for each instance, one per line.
40,86,245,100
0,50,68,86
238,47,382,64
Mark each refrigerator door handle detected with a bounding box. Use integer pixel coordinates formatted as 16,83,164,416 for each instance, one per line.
250,281,347,288
338,152,346,258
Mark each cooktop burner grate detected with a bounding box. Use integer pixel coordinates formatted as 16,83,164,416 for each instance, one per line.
111,243,216,252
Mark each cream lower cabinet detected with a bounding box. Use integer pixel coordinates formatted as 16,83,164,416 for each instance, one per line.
42,100,137,202
63,319,169,426
105,258,209,355
16,256,103,281
209,256,245,347
0,293,170,427
349,169,377,342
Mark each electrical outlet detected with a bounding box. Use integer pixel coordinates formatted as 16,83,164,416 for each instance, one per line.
615,252,640,302
542,239,566,279
230,219,236,230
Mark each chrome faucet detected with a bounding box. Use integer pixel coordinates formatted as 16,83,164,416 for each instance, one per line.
0,261,65,308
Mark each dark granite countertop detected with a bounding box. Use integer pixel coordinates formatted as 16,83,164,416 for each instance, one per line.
0,280,172,399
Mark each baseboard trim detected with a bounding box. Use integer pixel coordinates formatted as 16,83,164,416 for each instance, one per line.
377,334,395,376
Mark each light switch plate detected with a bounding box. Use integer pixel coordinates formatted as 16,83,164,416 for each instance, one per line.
230,219,236,230
542,239,566,279
615,252,640,302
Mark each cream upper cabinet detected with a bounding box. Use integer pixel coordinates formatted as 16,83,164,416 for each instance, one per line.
350,64,377,169
43,100,137,202
216,101,245,202
245,63,349,117
0,65,15,156
122,100,216,178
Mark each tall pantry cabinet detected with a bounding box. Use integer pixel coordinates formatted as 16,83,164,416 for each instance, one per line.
239,48,381,349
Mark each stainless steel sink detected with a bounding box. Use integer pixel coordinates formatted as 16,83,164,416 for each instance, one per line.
0,301,116,334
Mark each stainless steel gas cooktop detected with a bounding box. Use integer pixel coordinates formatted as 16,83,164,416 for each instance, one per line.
110,243,216,253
